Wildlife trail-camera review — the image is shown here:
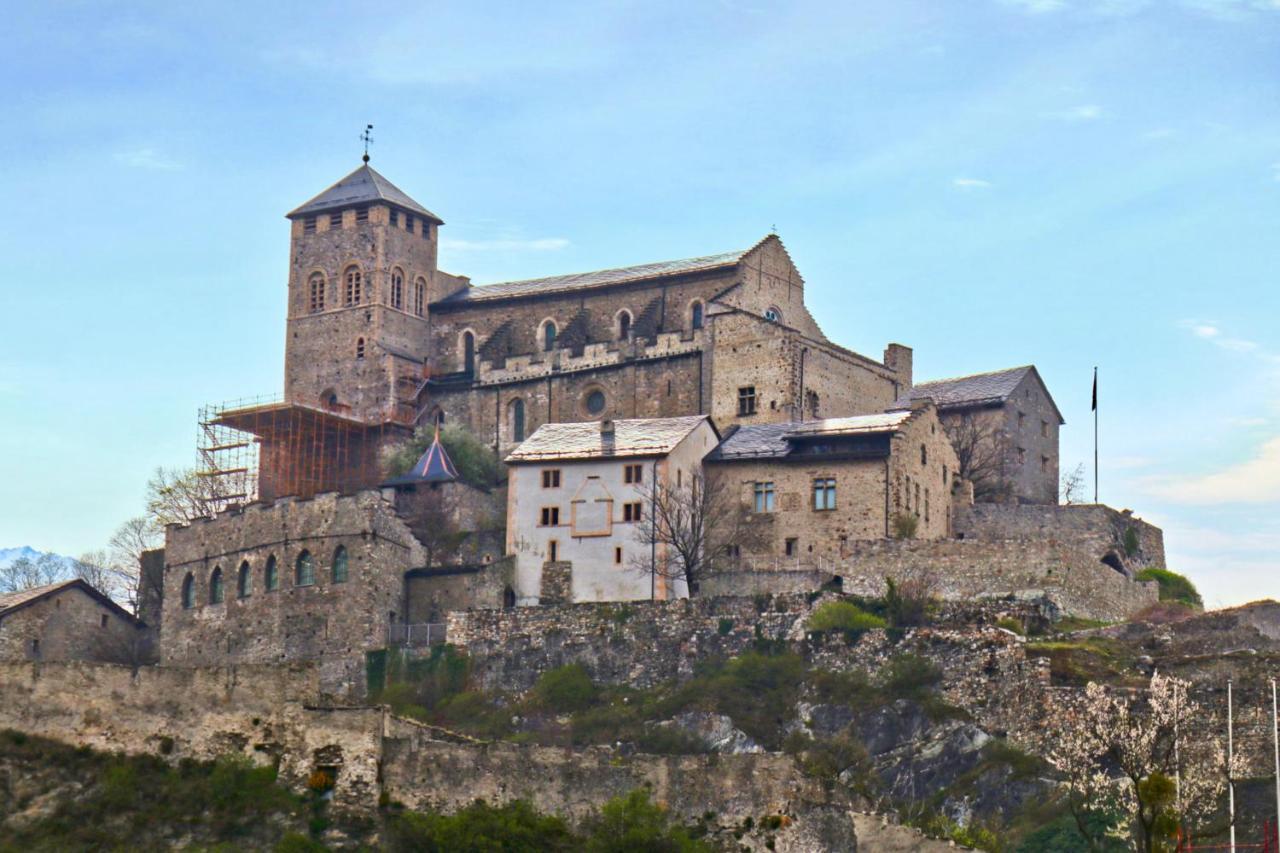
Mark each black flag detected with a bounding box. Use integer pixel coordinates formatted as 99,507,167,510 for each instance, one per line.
1091,368,1097,411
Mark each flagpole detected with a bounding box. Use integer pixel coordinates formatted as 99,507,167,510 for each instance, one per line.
1093,366,1099,504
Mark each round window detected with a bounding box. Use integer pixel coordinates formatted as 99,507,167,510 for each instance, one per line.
585,389,606,415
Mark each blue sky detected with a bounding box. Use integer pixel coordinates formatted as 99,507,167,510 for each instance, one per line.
1,1,1277,606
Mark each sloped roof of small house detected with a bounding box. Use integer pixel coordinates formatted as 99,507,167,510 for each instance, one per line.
904,365,1064,424
707,411,913,461
0,579,137,624
436,238,776,306
287,164,443,222
506,415,712,463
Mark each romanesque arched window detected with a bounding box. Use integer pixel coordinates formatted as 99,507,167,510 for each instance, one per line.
181,573,195,609
391,268,404,310
344,266,362,306
764,306,782,323
461,331,476,375
265,555,279,591
308,273,326,313
414,278,426,317
295,550,315,586
209,566,224,605
617,310,632,340
690,300,704,330
332,546,349,584
356,337,365,359
509,398,525,442
237,560,251,599
542,320,557,352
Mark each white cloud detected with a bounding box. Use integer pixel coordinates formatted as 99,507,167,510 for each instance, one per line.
115,148,182,171
440,237,570,252
951,177,993,190
1179,319,1275,360
1145,435,1280,504
1045,104,1102,122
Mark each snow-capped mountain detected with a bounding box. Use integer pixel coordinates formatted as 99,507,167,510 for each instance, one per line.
0,546,78,571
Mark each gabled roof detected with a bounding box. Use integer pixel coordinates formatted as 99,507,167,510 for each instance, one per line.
506,415,712,463
435,245,760,306
287,165,443,223
708,412,912,461
905,365,1064,424
382,428,460,486
0,578,138,624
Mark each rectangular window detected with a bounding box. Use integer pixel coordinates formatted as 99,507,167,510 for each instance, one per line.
548,540,558,562
914,483,921,517
303,216,317,234
329,211,342,229
813,478,836,511
390,209,399,226
738,386,757,416
1017,411,1026,428
100,614,108,628
785,537,798,556
423,222,432,240
753,482,775,512
539,506,560,526
925,489,930,523
614,547,623,564
1042,455,1050,472
355,205,369,223
623,501,643,522
1017,447,1027,465
1041,420,1049,438
624,463,643,484
541,469,561,488
406,214,416,232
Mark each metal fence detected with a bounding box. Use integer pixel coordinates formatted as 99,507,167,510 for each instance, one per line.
386,622,447,648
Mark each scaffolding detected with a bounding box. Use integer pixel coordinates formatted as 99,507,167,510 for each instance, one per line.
198,394,410,505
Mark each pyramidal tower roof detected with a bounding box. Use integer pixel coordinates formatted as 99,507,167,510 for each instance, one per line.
287,164,443,223
382,428,460,486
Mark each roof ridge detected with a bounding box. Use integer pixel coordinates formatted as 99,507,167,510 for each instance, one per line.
474,247,751,291
913,365,1034,387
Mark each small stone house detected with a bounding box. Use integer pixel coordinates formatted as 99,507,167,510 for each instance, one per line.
906,365,1063,505
504,415,720,604
0,579,146,664
703,403,962,566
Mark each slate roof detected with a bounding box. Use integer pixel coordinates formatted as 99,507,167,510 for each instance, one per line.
709,412,913,461
382,427,460,486
506,415,711,463
906,366,1035,409
287,165,443,222
438,248,751,305
0,579,137,623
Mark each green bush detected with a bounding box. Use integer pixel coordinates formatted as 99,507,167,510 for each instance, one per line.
1135,568,1203,609
385,799,576,852
891,512,919,540
880,654,943,699
996,617,1025,635
383,425,504,489
807,600,887,634
535,664,600,713
275,833,328,852
580,789,712,852
1122,526,1141,557
883,576,937,627
676,652,807,748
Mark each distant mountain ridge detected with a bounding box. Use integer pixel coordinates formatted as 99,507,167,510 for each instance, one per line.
0,546,78,571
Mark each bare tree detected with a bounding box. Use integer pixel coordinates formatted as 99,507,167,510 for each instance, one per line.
0,553,72,594
145,466,219,526
631,469,766,594
405,499,470,568
1060,462,1086,505
942,412,1015,503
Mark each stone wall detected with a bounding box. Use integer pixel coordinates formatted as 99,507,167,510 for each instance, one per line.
0,661,384,811
405,557,514,623
954,503,1166,573
0,584,146,664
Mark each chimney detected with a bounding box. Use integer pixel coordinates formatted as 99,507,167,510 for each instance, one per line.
884,343,913,390
600,418,615,436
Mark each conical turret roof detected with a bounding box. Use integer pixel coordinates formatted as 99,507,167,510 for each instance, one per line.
382,427,460,486
287,164,443,223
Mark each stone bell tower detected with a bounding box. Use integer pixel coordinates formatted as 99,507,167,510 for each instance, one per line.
282,162,464,424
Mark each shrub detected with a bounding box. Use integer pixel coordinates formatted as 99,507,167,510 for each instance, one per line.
1122,526,1141,557
382,424,504,490
717,617,735,636
1131,601,1196,624
996,617,1025,635
276,833,328,853
677,652,807,748
1135,568,1202,609
580,788,711,852
385,799,576,852
891,512,919,540
807,600,887,634
535,664,600,713
880,653,943,700
883,575,938,627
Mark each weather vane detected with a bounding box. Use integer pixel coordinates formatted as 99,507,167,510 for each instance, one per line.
361,124,374,163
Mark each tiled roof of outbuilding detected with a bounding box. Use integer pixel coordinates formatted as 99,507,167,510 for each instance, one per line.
506,416,711,463
708,412,913,461
439,247,751,305
287,165,443,222
0,578,138,624
905,366,1034,409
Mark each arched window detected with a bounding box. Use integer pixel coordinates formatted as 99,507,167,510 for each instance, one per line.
237,560,251,599
542,321,557,352
295,550,315,586
414,278,426,317
764,306,782,323
181,573,195,609
503,586,516,609
356,338,365,359
462,331,476,375
332,546,349,584
344,266,362,306
209,566,224,605
509,398,526,442
691,301,704,330
265,554,279,591
391,269,404,310
308,273,326,313
617,310,632,340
